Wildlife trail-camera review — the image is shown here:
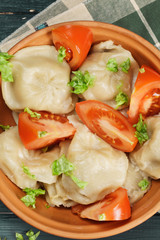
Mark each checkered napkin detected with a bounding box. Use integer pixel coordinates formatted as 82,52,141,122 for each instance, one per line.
0,0,160,52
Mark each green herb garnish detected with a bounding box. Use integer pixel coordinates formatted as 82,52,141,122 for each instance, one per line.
139,67,145,73
68,70,95,94
38,131,48,138
106,58,118,72
133,114,149,145
98,213,106,221
0,52,14,82
24,107,41,119
138,179,149,191
15,233,24,240
21,188,45,208
16,230,40,240
120,58,130,73
115,91,128,109
57,46,66,63
51,154,88,189
22,163,36,180
26,230,40,240
41,146,48,153
45,203,50,208
0,124,10,130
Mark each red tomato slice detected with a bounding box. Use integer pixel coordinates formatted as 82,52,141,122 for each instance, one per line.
72,188,131,221
76,100,138,152
52,25,93,70
18,111,76,150
128,65,160,124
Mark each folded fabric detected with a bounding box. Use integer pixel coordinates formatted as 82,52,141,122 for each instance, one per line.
0,0,159,52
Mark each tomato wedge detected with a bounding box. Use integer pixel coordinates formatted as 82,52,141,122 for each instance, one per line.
18,111,76,150
52,25,93,70
128,65,160,124
76,100,137,152
72,188,131,221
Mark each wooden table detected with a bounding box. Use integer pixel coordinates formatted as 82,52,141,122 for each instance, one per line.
0,1,160,239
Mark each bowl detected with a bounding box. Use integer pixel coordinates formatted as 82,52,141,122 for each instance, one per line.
0,21,160,239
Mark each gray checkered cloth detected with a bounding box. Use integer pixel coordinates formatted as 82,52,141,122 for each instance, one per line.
0,0,159,52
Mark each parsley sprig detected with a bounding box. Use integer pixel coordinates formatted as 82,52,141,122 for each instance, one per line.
115,91,128,109
24,107,41,119
57,46,66,63
68,70,95,94
51,154,88,189
22,163,36,180
0,52,14,82
106,57,131,73
133,114,149,145
138,179,149,191
21,188,45,208
120,58,131,73
106,58,118,72
15,230,40,240
0,124,10,131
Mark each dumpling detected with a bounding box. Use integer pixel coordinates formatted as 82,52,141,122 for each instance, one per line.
2,45,77,114
123,161,151,205
129,115,160,179
59,122,128,205
0,126,70,189
78,40,139,108
44,178,76,208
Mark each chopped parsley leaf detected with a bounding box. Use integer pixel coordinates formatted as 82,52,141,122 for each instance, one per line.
38,131,48,138
51,154,88,189
139,67,145,73
68,70,95,94
0,124,10,130
22,163,36,180
106,58,118,72
24,107,41,119
120,58,131,73
21,188,45,208
57,46,66,63
45,203,50,208
15,233,24,240
16,230,40,240
26,230,40,240
138,179,149,191
115,91,128,109
0,52,14,82
98,213,106,221
133,114,149,145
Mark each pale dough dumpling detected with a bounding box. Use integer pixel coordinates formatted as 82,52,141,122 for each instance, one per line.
123,162,150,205
0,126,69,189
130,115,160,179
44,178,76,208
60,123,128,205
2,45,76,114
79,40,139,108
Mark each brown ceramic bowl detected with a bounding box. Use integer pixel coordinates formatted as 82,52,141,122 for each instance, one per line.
0,21,160,239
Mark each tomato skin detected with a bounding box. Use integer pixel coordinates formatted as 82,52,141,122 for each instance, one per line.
52,25,93,70
72,188,131,221
76,100,138,152
18,111,76,150
128,65,160,124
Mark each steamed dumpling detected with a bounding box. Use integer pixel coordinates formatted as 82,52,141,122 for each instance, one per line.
123,162,150,205
79,40,139,108
0,126,70,189
44,178,76,208
130,115,160,179
2,45,76,114
59,122,128,205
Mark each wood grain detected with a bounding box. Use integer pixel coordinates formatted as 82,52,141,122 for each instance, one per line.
0,0,55,42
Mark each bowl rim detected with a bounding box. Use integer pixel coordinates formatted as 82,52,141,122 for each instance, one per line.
0,20,160,239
